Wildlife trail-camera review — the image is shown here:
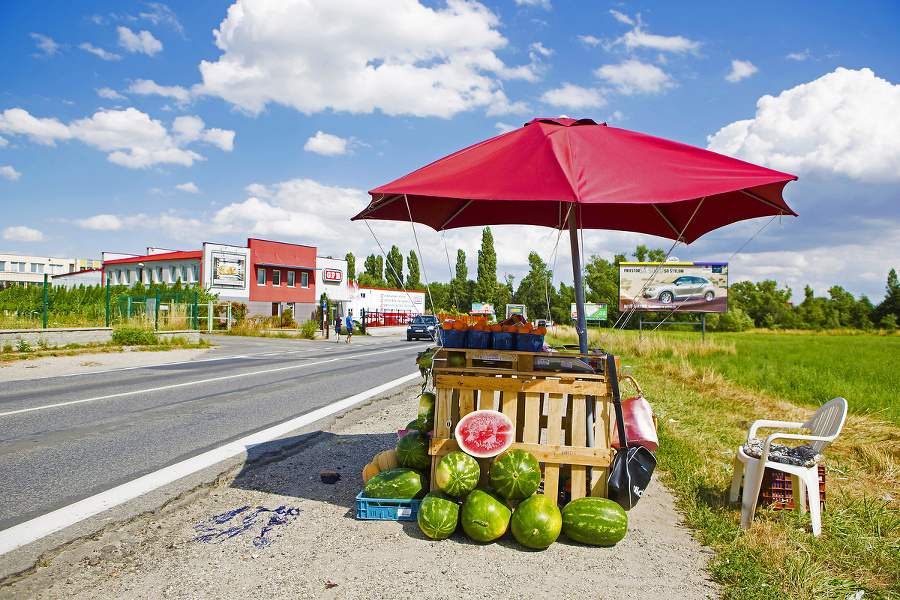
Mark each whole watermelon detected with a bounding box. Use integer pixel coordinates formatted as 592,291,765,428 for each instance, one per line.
434,451,480,497
460,488,512,542
417,491,459,539
396,431,432,471
510,494,562,549
561,497,628,546
489,449,542,500
362,468,427,500
417,391,436,432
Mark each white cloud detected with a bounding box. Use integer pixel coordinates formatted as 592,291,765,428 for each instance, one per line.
540,83,606,110
1,165,22,181
71,214,126,230
195,0,529,118
514,0,551,9
175,182,200,193
304,131,350,156
787,49,811,61
530,42,553,58
79,43,122,60
494,122,518,134
117,26,163,56
577,35,601,47
2,226,45,242
140,3,185,37
707,68,900,182
97,87,126,99
726,59,758,83
127,79,191,103
608,14,700,54
30,33,61,56
608,10,634,26
594,60,675,95
0,108,72,145
0,107,234,169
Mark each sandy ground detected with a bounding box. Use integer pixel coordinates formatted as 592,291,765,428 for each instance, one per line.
0,346,721,600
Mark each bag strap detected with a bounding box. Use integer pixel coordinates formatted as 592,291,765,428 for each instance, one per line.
607,354,628,448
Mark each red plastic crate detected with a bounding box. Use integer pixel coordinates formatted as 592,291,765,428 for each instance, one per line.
756,464,826,510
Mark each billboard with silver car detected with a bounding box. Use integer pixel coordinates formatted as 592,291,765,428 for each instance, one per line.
619,262,728,313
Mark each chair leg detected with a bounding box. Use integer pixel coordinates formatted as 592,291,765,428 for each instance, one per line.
740,460,761,529
801,469,822,536
792,475,807,516
729,457,744,503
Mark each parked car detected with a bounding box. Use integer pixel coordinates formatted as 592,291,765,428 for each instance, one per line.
407,314,439,341
643,276,715,303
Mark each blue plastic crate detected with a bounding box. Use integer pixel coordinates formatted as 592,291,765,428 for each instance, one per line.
516,333,544,352
491,331,514,350
466,329,491,349
355,493,422,521
440,328,467,348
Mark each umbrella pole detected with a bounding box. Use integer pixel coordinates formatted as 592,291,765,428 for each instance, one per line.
569,217,595,449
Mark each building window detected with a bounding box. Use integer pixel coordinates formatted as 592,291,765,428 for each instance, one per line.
170,267,176,282
157,268,163,282
257,268,266,286
31,263,45,274
287,271,295,287
181,266,188,283
192,265,200,282
117,270,122,284
0,261,5,271
125,270,131,284
301,272,309,288
272,270,281,286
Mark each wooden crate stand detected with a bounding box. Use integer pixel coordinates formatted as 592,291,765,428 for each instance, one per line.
429,349,614,502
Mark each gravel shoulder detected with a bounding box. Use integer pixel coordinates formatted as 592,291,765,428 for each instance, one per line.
0,346,721,600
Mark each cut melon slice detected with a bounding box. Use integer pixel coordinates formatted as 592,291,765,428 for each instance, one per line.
454,410,515,458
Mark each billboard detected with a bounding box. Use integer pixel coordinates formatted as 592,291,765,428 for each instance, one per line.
211,252,247,288
571,303,607,321
619,262,728,313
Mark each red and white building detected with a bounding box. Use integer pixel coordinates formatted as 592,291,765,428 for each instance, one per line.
102,239,350,320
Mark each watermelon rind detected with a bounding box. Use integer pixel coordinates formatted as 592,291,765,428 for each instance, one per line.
417,491,459,539
460,488,512,543
396,431,432,471
510,494,562,549
454,410,515,459
434,451,480,497
489,449,542,500
561,497,628,546
362,468,427,500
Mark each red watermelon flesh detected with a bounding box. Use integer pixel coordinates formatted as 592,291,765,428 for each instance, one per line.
454,410,515,458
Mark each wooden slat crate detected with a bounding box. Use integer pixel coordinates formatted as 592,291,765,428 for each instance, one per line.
429,349,615,503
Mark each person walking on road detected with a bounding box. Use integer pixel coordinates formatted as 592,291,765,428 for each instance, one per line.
345,311,354,343
334,314,342,342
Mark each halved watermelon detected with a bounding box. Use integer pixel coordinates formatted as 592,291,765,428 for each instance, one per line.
454,410,515,458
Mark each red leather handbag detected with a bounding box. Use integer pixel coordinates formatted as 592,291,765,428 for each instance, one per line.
611,374,659,452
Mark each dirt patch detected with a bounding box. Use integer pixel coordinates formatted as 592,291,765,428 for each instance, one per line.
1,384,720,600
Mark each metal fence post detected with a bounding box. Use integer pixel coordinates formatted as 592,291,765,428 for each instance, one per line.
227,302,232,331
207,300,213,333
155,290,161,331
43,274,48,328
106,277,110,327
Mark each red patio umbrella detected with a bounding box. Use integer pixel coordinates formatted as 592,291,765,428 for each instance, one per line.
353,117,797,350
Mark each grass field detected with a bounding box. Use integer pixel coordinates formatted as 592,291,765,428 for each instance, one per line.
545,326,900,599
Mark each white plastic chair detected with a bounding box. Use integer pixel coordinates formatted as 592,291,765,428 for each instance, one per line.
730,397,847,536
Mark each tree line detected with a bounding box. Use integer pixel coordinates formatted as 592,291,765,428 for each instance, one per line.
345,228,900,333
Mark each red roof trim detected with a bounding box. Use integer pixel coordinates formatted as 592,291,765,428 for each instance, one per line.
103,251,202,265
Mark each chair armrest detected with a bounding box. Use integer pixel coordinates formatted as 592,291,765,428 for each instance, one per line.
758,432,834,463
748,419,804,439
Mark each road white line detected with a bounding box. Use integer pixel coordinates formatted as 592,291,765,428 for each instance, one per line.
0,370,421,556
0,345,414,418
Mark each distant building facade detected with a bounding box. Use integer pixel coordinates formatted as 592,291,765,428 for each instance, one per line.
0,253,101,290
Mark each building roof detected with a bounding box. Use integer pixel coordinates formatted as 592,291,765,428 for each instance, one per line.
103,251,202,266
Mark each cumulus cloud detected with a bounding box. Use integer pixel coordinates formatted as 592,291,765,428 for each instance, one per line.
79,43,122,60
540,83,606,110
726,59,758,83
304,131,351,156
140,3,185,37
195,0,532,118
608,10,634,26
707,68,900,182
71,214,127,230
127,79,191,103
514,0,551,10
787,49,811,61
2,226,45,242
97,87,126,99
175,182,200,193
117,26,163,56
577,35,602,47
1,165,22,181
607,14,700,54
31,33,62,57
594,60,675,95
0,107,234,169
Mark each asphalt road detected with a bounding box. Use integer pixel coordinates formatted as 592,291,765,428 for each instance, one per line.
0,333,428,533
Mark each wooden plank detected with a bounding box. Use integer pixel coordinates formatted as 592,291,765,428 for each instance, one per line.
523,392,541,444
542,393,564,502
569,395,588,500
477,388,495,411
434,388,453,440
501,390,518,424
435,374,607,395
459,389,475,420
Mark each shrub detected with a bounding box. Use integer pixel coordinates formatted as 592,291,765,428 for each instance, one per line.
15,339,31,353
299,319,318,339
112,326,157,346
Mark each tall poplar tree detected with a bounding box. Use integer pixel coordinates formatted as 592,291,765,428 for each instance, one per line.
406,251,422,290
386,245,403,289
344,252,355,283
475,227,497,305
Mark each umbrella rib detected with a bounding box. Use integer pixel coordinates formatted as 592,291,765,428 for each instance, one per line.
740,189,791,213
652,204,688,242
440,199,474,230
356,194,402,219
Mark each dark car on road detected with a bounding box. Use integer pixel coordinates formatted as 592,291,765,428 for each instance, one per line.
407,315,439,341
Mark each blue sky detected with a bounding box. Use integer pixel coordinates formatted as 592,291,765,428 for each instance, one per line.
1,0,898,303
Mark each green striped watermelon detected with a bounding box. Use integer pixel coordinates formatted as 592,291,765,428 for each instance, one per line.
362,468,427,500
434,451,480,497
489,449,542,500
460,488,512,543
396,431,432,471
561,497,628,546
417,391,436,433
417,491,459,539
510,494,562,549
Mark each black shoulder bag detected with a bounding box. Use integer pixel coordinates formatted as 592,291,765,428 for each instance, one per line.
606,354,657,510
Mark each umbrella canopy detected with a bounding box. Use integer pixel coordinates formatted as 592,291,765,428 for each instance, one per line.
354,117,797,244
